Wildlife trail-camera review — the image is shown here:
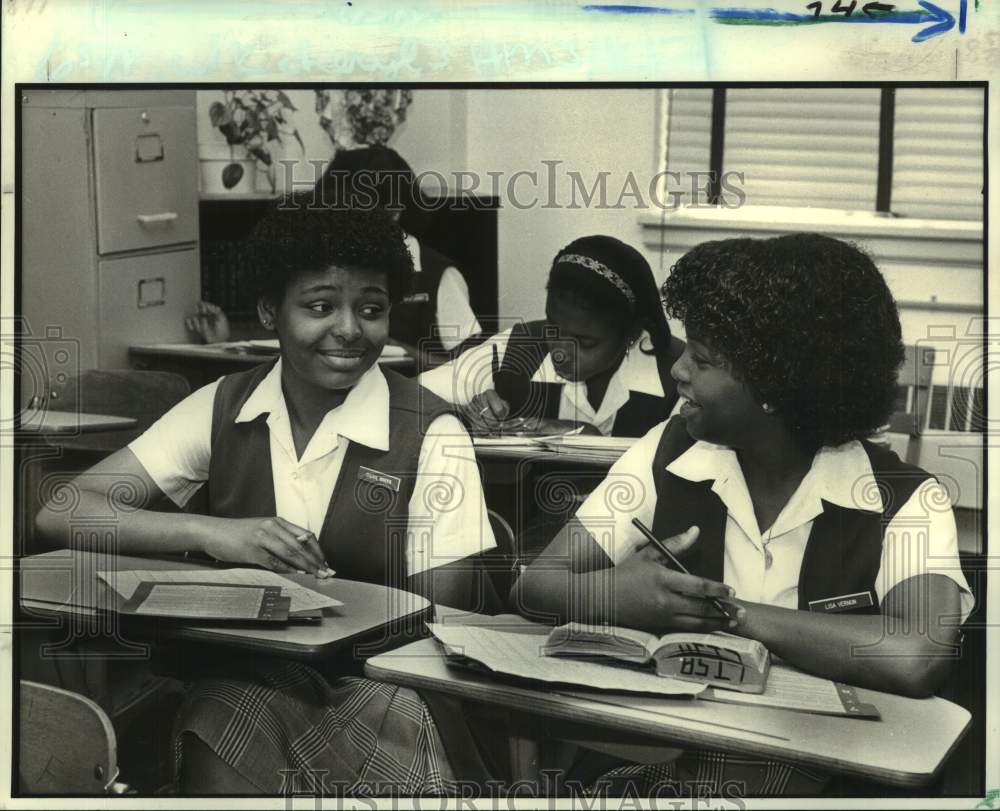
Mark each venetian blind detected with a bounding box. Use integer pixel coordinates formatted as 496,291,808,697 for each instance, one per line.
722,88,882,210
892,87,984,221
665,89,714,205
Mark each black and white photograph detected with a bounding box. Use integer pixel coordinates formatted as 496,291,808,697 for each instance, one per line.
1,4,994,809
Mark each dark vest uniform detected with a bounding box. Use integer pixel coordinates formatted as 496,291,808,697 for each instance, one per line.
389,240,457,357
649,417,933,614
493,320,685,438
207,362,451,589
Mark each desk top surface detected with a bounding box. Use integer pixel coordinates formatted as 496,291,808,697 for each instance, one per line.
20,550,431,660
366,630,970,787
17,410,138,435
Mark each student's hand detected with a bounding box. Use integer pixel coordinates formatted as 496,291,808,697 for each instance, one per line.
464,390,511,434
611,527,742,635
203,517,335,577
185,300,231,344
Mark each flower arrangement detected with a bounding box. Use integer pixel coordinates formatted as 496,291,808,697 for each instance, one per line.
209,89,304,191
315,89,414,150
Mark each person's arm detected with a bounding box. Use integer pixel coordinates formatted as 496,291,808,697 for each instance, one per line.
511,519,736,634
34,448,329,574
510,422,736,633
185,300,231,344
404,413,498,608
733,480,970,698
732,575,961,698
435,267,483,351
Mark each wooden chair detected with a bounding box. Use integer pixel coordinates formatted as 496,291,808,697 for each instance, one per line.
19,680,131,794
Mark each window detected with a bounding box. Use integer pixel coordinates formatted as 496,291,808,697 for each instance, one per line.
664,86,984,221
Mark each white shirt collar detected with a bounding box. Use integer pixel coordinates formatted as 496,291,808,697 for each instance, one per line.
236,359,391,462
666,437,882,541
529,330,665,398
403,232,422,274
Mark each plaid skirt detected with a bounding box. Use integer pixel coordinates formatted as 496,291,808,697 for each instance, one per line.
173,661,456,796
588,750,829,798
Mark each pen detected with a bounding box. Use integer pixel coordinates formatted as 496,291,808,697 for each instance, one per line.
296,531,336,579
630,517,733,620
491,343,500,384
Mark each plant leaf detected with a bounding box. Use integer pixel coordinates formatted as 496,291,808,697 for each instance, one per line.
208,101,226,127
276,90,296,111
221,163,245,189
292,128,304,151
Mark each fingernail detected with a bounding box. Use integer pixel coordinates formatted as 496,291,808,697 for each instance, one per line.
296,570,307,575
728,619,738,629
727,587,736,598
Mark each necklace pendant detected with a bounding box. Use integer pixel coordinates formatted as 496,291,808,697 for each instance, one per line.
764,547,773,570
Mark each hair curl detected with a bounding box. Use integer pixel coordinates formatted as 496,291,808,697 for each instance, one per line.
661,233,904,449
252,197,414,304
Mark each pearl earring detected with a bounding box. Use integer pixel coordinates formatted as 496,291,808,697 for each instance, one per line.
762,403,774,414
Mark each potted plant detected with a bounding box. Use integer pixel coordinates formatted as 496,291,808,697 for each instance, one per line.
315,88,413,150
206,89,304,194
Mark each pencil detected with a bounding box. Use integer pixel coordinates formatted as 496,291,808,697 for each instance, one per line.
491,343,500,383
630,517,733,620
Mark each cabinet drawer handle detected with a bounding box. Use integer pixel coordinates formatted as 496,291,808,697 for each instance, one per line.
136,212,178,225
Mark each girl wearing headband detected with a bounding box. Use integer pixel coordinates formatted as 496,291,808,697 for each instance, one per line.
420,235,685,437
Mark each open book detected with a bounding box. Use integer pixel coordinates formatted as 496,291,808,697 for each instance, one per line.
544,623,770,694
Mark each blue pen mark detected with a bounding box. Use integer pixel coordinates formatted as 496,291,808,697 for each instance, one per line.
582,4,696,13
584,0,960,41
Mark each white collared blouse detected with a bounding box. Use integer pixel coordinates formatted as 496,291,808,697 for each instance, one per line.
129,360,496,576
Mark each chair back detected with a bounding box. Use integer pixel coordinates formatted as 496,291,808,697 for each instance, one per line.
19,680,120,794
43,369,191,453
888,345,935,437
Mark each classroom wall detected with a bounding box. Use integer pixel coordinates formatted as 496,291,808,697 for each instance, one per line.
464,89,662,324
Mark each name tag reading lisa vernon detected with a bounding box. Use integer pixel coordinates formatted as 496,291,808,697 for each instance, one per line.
358,466,401,492
808,591,875,614
402,292,430,304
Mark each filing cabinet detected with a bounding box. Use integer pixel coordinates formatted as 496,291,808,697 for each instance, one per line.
20,90,201,400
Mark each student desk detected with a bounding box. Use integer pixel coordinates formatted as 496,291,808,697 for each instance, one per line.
130,342,417,389
365,614,971,790
17,410,139,435
14,412,140,556
19,549,431,661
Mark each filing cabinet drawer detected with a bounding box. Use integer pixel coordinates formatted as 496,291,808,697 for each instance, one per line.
93,106,198,254
97,249,200,368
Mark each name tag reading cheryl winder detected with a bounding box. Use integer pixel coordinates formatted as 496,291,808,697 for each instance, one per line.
808,591,875,614
358,466,401,492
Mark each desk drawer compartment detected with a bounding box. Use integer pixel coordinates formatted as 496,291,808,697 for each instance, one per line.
92,106,198,254
97,249,200,367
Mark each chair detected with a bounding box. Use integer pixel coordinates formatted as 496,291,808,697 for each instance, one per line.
41,369,192,454
883,345,935,465
19,680,130,794
481,508,521,608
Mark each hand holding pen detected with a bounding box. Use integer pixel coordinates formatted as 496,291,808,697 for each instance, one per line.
631,517,742,625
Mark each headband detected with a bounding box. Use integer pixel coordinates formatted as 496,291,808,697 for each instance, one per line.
556,253,637,305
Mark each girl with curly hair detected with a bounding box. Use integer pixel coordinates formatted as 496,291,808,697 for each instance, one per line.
37,202,496,795
513,233,973,796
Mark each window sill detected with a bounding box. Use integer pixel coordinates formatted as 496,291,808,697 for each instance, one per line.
639,206,983,266
639,205,982,242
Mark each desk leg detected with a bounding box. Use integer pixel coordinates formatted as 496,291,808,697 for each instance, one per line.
507,715,541,792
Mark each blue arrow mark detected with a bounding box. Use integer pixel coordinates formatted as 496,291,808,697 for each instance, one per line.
584,0,957,41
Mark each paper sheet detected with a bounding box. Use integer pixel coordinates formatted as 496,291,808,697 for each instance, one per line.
98,569,342,613
427,623,704,697
704,663,881,718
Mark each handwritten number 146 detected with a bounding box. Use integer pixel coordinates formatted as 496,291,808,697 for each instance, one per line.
806,1,895,15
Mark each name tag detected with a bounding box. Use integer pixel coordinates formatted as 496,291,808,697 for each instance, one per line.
402,292,430,304
808,591,875,613
358,466,401,492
